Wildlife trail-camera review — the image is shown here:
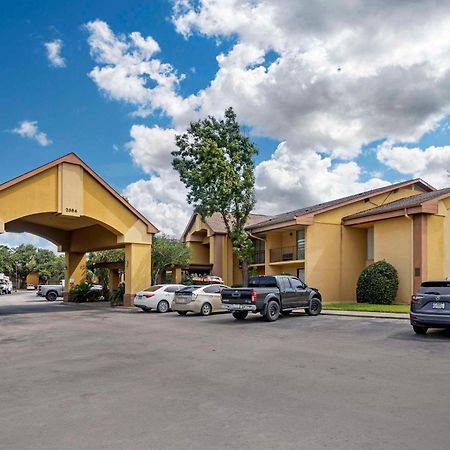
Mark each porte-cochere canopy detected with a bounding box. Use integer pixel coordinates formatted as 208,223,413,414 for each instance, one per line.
0,153,158,306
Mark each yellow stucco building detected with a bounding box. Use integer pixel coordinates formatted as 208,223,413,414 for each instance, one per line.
182,179,450,304
0,153,158,306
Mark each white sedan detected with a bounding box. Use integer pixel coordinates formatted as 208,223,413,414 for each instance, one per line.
134,284,185,313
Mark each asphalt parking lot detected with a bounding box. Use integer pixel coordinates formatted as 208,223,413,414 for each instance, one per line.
1,292,450,450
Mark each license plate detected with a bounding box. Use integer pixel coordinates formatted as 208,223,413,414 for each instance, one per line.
432,302,445,309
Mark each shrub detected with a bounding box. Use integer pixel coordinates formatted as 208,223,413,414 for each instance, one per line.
356,261,399,305
70,282,102,303
110,284,125,307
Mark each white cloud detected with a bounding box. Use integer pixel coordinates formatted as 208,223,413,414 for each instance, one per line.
127,125,177,174
85,3,450,234
123,125,192,236
84,19,191,120
11,120,52,146
172,0,450,158
44,39,66,68
377,141,450,188
255,142,388,214
123,171,191,237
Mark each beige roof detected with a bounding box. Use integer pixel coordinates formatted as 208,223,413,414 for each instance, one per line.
0,152,159,234
247,178,435,232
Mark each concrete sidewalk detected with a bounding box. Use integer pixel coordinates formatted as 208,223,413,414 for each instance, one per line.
322,309,409,320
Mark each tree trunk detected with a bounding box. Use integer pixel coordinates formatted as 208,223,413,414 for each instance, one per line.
241,259,249,287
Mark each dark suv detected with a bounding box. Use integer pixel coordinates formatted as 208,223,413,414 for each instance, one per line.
410,280,450,334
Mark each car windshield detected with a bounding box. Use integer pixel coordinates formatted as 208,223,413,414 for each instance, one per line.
145,285,163,292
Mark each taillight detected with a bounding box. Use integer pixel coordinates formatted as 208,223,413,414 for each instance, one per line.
251,290,257,303
411,295,422,303
144,293,155,298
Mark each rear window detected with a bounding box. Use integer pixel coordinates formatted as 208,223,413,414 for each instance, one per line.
249,276,277,288
164,285,184,293
421,281,450,288
203,285,222,294
145,285,163,292
418,281,450,295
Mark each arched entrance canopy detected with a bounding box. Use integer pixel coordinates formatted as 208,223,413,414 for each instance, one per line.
0,152,158,305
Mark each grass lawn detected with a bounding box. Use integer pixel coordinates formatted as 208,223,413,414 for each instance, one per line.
323,303,410,314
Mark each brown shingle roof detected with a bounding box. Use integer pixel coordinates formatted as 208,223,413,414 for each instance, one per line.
343,188,450,221
182,212,271,239
247,178,435,231
205,212,270,234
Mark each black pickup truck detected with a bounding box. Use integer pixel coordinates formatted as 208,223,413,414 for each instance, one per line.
221,275,322,322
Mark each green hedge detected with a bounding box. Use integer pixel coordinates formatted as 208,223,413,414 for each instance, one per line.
356,261,399,305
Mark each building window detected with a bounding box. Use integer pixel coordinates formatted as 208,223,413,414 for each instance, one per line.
367,228,374,260
296,229,305,260
252,238,265,264
297,268,305,282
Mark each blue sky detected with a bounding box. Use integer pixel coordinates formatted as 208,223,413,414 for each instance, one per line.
2,0,450,245
1,0,219,189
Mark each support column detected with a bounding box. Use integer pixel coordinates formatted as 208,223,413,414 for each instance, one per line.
64,252,86,302
108,269,120,293
124,243,151,307
173,267,183,283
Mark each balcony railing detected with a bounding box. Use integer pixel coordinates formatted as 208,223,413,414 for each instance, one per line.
252,250,265,265
270,245,305,263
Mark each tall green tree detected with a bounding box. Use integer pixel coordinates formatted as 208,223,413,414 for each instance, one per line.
0,245,14,276
12,244,38,284
152,235,191,283
35,249,65,283
172,107,258,286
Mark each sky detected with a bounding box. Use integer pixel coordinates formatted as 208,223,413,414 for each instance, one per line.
2,0,450,249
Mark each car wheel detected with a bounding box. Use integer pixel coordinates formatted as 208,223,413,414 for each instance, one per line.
413,325,428,335
157,300,170,313
46,291,58,302
232,311,248,320
200,302,212,316
177,311,188,316
305,298,322,316
263,300,280,322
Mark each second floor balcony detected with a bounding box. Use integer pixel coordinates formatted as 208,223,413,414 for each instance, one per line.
270,245,305,263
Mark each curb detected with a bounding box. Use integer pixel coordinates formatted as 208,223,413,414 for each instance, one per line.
322,310,409,320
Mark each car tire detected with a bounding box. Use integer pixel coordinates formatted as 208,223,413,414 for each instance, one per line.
263,300,281,322
200,302,212,316
157,300,170,313
46,291,58,302
232,311,248,320
177,311,188,316
413,325,428,335
305,298,322,316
